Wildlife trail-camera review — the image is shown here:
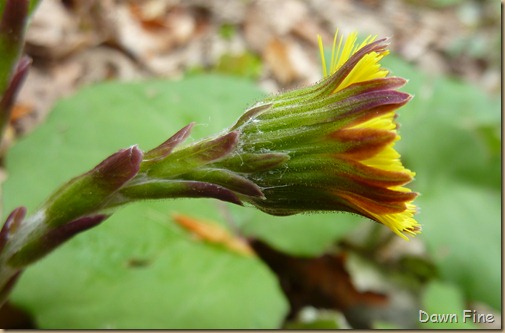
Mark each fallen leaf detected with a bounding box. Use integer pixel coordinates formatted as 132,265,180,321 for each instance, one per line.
172,213,254,256
10,103,34,123
250,240,388,328
263,37,318,85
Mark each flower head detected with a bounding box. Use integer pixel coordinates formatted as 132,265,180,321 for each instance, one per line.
117,31,420,240
220,31,420,239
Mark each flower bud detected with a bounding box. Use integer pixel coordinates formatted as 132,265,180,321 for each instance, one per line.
222,32,420,239
43,146,143,227
0,206,26,254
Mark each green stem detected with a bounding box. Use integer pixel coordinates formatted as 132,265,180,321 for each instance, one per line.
0,127,263,305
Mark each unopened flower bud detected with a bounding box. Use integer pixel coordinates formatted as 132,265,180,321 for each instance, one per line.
43,146,143,227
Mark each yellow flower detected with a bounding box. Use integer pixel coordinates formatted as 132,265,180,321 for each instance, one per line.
316,30,420,239
128,30,421,240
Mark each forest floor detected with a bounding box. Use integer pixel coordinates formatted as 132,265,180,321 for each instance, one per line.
8,0,501,139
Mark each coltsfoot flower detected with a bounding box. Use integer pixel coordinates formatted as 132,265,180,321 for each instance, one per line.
121,31,421,239
218,31,420,239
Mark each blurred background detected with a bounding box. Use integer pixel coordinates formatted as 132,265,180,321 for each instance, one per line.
8,0,501,134
1,0,501,329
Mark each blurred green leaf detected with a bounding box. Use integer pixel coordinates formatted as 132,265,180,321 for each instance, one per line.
428,0,466,8
417,180,501,311
283,309,346,329
284,318,341,329
218,23,236,40
232,206,360,256
419,281,477,329
373,321,402,329
12,201,288,329
383,55,501,310
214,52,263,80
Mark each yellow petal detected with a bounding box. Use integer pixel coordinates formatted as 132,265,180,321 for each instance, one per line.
318,30,389,91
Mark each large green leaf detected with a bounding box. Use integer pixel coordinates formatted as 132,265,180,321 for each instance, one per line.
417,181,501,311
12,201,287,329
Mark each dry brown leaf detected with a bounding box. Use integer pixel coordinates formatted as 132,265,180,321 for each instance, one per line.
25,0,95,60
251,240,388,328
9,103,35,123
14,62,81,135
172,213,254,257
243,0,307,54
263,37,317,85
